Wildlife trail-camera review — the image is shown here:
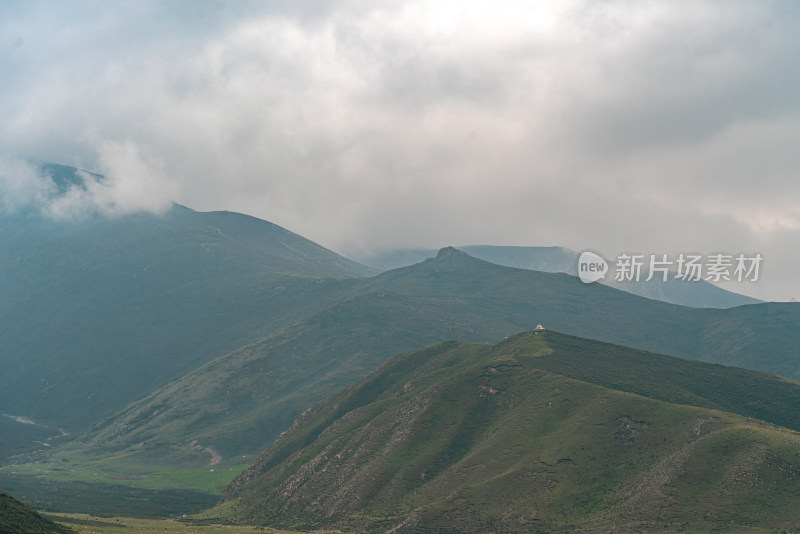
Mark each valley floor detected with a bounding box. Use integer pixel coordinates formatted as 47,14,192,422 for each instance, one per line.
48,513,346,534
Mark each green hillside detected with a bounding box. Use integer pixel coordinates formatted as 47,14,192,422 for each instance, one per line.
57,249,799,476
0,416,65,460
70,291,535,464
361,248,800,378
0,164,374,437
217,331,800,533
0,490,74,534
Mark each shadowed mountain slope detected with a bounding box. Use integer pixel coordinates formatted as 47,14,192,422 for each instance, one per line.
358,245,761,308
360,249,799,378
75,290,544,463
0,164,374,433
0,490,74,534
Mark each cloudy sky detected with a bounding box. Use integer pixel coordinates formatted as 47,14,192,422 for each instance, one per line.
2,0,799,300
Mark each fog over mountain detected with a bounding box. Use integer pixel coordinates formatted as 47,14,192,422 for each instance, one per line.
2,1,800,300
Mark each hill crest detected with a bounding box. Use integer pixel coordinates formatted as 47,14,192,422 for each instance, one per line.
217,330,800,533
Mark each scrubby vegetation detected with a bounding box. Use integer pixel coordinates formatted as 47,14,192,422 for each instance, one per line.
0,490,75,533
216,331,800,532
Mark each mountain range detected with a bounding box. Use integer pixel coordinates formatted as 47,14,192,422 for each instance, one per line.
0,165,375,435
58,247,799,474
356,245,762,308
1,163,799,529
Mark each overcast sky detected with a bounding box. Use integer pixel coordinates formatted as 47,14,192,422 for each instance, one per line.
1,0,799,300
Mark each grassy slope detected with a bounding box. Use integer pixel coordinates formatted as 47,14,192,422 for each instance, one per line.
47,251,799,474
0,289,510,515
0,472,219,518
508,331,800,432
361,250,800,378
75,292,516,461
0,417,66,460
0,490,74,534
0,168,373,434
49,513,337,534
218,332,800,533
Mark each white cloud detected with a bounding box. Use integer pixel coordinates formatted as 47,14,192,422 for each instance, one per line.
1,0,799,299
0,143,173,219
0,156,53,212
43,141,175,219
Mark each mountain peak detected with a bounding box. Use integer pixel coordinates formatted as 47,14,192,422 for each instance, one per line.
436,246,468,258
